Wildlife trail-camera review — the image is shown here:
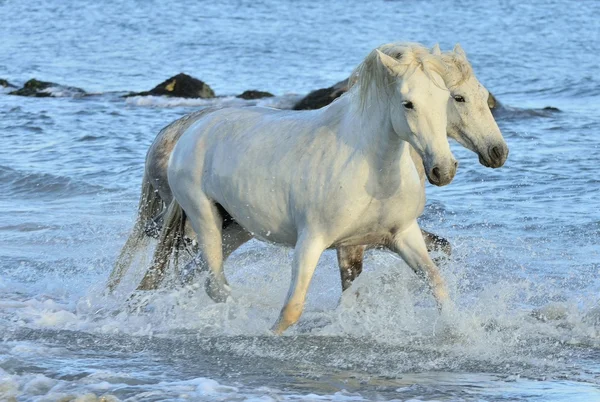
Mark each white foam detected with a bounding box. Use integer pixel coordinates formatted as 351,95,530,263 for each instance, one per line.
124,93,303,109
43,86,86,98
4,239,600,348
125,94,246,108
34,309,78,328
1,237,599,400
0,367,377,401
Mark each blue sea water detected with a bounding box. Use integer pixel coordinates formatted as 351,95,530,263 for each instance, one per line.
1,0,599,400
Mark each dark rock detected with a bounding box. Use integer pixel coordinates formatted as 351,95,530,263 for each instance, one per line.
9,79,54,97
0,78,16,88
236,90,274,100
293,78,350,110
542,106,560,112
9,79,85,97
127,73,215,99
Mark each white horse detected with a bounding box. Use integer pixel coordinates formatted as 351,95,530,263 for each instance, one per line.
336,43,509,290
106,44,508,296
140,43,458,334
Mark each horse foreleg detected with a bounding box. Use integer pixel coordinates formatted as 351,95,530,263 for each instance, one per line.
336,245,366,291
272,233,326,334
391,221,451,310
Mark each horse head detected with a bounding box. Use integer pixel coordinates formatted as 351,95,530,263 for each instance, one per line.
441,43,509,168
376,45,457,186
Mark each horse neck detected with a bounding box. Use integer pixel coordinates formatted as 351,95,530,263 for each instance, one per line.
333,87,409,172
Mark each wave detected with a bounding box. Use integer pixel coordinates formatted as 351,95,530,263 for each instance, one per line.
0,353,373,401
0,165,107,199
493,104,562,120
510,77,600,99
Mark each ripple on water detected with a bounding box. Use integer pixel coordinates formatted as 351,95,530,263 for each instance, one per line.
0,165,108,199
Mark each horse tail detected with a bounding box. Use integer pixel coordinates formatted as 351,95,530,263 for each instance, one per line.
107,172,164,292
137,198,187,290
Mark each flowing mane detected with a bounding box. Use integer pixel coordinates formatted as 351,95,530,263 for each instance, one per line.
441,48,474,88
348,42,448,110
347,42,476,108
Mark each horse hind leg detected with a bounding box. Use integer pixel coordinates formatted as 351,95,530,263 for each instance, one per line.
178,204,251,286
178,197,232,303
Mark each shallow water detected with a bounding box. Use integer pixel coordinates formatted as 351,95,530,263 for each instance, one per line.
1,0,600,401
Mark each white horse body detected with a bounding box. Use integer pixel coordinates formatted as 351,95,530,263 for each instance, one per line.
165,44,457,333
170,102,425,249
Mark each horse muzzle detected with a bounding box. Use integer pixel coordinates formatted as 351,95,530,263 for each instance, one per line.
427,160,458,186
479,143,509,168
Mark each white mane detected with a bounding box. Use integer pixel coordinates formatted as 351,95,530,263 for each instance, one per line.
441,49,474,88
348,42,448,110
347,42,476,108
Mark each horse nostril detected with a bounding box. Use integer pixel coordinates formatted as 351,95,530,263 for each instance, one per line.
490,146,502,161
453,160,458,170
432,167,441,182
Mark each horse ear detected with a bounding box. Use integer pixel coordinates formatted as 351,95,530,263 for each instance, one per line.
431,43,442,56
453,43,466,57
376,49,400,75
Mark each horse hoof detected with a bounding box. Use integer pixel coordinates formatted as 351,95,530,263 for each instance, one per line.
204,277,231,303
270,319,290,335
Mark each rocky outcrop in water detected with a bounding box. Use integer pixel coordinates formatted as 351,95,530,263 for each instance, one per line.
127,73,215,98
0,78,16,88
2,74,507,112
10,79,55,97
236,90,274,100
292,78,350,110
9,79,86,97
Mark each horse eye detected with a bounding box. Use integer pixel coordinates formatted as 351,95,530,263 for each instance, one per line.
403,101,414,110
453,95,466,103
